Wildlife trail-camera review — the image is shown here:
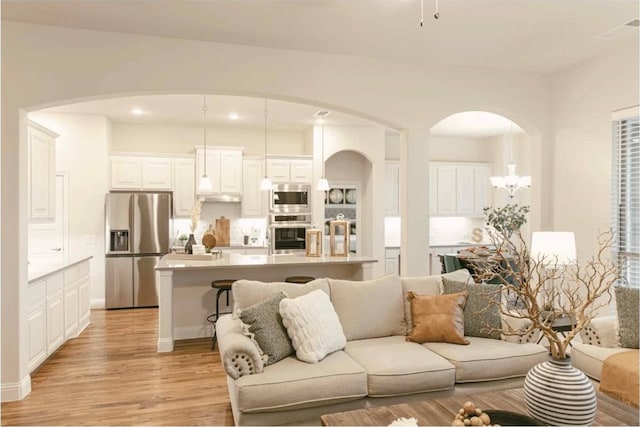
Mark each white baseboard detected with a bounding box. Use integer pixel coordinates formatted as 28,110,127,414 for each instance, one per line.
1,375,31,402
91,298,105,309
173,325,213,341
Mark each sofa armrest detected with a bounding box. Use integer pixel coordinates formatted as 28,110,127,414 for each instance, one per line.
500,313,541,344
216,314,265,379
580,315,618,348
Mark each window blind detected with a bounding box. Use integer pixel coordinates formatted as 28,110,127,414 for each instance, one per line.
612,113,640,287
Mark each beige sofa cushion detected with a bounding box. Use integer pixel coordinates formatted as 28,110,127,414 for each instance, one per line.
424,336,548,382
231,350,367,413
328,274,406,340
345,336,455,397
572,342,631,380
232,278,330,313
401,269,472,333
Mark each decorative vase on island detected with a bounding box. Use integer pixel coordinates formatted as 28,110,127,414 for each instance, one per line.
523,356,596,426
184,233,196,254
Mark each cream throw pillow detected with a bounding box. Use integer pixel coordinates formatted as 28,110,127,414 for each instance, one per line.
279,289,347,363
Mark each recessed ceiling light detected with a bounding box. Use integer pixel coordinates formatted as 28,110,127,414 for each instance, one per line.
131,108,145,115
228,113,239,120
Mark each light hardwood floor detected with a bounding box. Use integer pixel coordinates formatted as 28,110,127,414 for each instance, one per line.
1,308,235,426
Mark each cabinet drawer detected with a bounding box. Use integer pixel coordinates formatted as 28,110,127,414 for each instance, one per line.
28,280,46,306
46,273,63,294
64,266,79,285
78,261,90,278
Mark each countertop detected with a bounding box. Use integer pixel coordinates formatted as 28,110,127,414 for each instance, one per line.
28,253,93,283
155,253,377,272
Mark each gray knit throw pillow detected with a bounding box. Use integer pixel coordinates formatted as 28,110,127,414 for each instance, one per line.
442,278,502,340
239,291,294,365
615,286,639,349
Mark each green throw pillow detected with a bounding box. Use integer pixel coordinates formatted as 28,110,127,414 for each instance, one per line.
615,286,639,349
239,291,294,365
442,278,502,340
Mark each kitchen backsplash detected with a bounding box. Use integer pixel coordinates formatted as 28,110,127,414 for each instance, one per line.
384,216,488,247
172,203,267,247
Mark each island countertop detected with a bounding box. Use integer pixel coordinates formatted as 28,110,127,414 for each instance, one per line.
155,253,378,271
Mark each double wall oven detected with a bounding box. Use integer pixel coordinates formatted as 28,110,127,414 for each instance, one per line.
269,184,312,255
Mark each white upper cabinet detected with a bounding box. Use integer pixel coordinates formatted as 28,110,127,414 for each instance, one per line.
196,148,243,195
430,162,491,216
242,159,267,217
173,157,196,217
267,157,312,183
110,155,173,190
110,156,142,190
28,121,58,221
289,159,313,183
141,158,172,190
384,161,400,216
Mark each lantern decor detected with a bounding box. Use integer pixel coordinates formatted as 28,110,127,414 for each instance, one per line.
305,227,322,257
329,213,350,256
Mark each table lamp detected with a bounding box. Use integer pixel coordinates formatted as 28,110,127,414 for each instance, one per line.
530,231,576,317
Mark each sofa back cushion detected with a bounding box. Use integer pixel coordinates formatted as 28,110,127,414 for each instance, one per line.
401,269,472,333
328,274,406,341
232,278,330,314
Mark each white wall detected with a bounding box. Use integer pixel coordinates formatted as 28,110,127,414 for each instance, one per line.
2,20,553,400
112,122,309,156
429,135,495,163
316,125,386,277
550,37,639,263
28,112,110,307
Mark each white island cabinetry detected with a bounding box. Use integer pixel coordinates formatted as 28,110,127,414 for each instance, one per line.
155,253,377,352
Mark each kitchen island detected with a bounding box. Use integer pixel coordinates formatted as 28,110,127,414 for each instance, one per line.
154,253,378,352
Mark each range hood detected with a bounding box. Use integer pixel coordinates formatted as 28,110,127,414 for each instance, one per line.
201,193,242,203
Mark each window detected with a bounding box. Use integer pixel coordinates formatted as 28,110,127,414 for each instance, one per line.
612,108,639,287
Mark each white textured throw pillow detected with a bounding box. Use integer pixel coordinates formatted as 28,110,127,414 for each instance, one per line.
279,289,347,363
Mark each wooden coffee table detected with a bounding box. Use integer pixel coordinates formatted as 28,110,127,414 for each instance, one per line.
321,388,639,426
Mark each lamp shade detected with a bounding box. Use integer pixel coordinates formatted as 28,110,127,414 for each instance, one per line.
316,177,330,191
530,231,577,266
259,176,273,191
198,175,213,192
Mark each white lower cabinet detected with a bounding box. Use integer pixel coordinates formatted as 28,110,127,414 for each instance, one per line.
27,300,47,373
46,290,65,354
27,260,91,373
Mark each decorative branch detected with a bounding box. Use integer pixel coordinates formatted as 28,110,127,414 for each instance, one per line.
471,227,619,359
190,197,203,233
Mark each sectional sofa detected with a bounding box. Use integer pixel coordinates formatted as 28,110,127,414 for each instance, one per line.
216,270,549,426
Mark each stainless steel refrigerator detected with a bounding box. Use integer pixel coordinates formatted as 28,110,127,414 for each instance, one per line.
105,192,172,309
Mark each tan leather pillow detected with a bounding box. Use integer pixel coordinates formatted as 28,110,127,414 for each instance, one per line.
406,290,470,345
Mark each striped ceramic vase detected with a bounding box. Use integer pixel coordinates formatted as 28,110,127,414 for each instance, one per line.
524,356,597,426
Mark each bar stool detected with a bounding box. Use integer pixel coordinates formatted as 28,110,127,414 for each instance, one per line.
284,276,315,284
208,279,235,350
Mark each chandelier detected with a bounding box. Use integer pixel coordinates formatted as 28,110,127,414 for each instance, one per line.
490,164,531,198
490,122,531,198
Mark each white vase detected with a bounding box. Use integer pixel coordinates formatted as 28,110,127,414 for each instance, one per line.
524,356,596,426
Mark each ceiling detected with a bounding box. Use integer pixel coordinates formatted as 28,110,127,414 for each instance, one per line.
5,0,638,137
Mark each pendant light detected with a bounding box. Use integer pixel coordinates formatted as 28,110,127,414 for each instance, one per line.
315,110,330,192
198,95,213,192
259,99,273,191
